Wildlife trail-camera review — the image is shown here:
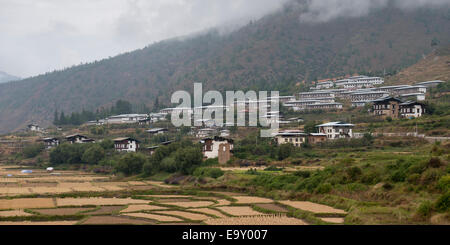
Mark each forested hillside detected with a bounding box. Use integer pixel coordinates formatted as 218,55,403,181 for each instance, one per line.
0,3,450,133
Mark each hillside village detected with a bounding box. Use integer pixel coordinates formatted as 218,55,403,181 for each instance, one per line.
0,2,449,227
6,76,447,161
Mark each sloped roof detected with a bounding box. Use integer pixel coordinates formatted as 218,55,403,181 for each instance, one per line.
316,121,354,127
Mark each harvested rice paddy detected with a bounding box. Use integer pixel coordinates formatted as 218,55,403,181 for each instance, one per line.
83,206,126,215
154,210,211,221
120,205,169,213
188,208,227,218
320,217,345,224
232,196,274,204
278,201,347,214
0,198,55,209
56,198,149,206
254,203,289,213
0,210,32,217
163,201,215,208
204,215,307,225
124,213,183,222
81,216,154,225
33,207,94,215
216,206,265,216
0,221,78,225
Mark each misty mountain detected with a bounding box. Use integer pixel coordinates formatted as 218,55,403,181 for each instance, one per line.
0,4,450,133
0,71,20,84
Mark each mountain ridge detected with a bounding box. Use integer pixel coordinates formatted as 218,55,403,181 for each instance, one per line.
0,5,450,133
0,71,20,84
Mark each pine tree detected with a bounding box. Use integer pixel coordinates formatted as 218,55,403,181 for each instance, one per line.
53,110,59,125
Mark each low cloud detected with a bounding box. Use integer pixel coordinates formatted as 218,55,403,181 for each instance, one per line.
297,0,450,23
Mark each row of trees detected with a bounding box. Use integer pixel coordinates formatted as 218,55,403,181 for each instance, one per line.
48,139,205,177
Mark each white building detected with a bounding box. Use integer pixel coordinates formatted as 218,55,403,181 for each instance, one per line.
105,114,149,124
201,136,234,163
113,137,140,152
415,80,445,87
274,130,308,147
146,128,168,135
66,134,94,144
400,101,426,118
28,124,41,132
316,122,354,139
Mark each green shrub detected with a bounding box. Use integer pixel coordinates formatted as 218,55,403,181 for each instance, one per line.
315,183,332,194
293,171,311,178
193,167,224,179
361,170,381,185
345,166,362,182
420,168,443,184
435,191,450,212
114,153,148,176
23,143,45,158
81,145,105,164
390,170,406,182
416,201,433,218
264,166,284,171
437,175,450,191
407,173,421,184
427,157,443,168
159,156,178,173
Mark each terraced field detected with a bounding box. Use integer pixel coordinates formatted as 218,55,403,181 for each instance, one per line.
0,165,347,225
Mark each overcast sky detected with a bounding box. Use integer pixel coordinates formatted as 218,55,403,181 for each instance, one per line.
1,0,449,78
0,0,289,78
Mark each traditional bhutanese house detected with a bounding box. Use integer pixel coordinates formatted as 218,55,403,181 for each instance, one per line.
308,133,327,144
400,101,426,118
371,97,402,119
113,137,140,152
274,130,307,147
146,128,168,135
146,146,159,155
40,137,60,149
66,134,94,144
201,136,234,164
27,123,41,132
316,122,354,139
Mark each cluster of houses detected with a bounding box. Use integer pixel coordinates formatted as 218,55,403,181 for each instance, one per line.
273,121,355,147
